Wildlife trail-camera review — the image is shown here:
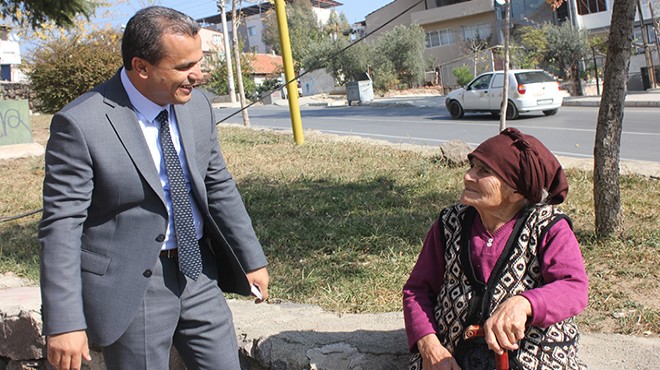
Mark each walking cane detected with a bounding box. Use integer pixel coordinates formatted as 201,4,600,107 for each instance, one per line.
463,324,510,370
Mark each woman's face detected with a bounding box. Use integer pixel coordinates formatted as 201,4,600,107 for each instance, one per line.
460,158,517,211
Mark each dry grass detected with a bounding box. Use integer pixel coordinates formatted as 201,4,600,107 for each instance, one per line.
1,118,658,337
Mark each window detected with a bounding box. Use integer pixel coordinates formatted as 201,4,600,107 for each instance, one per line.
213,35,222,45
491,74,504,88
514,71,555,84
425,29,455,48
633,24,657,53
577,0,607,15
462,23,492,41
247,26,256,37
468,74,492,90
435,0,470,7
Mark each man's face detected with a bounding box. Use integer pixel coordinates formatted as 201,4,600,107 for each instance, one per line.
142,33,203,106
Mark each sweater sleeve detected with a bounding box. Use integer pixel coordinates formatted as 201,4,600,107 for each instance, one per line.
402,219,446,352
520,218,589,327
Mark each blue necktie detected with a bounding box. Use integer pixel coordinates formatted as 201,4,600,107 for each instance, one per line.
156,110,202,280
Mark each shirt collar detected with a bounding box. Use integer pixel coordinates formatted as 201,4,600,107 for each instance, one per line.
120,67,171,123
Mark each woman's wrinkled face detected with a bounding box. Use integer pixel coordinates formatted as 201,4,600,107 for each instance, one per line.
460,158,517,211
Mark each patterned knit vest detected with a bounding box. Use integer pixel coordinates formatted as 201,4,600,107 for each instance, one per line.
431,204,586,370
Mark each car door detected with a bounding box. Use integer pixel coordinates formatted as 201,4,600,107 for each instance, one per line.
463,73,493,110
488,73,507,110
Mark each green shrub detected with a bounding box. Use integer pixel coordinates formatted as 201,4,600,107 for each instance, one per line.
205,55,257,100
25,28,122,114
452,66,473,86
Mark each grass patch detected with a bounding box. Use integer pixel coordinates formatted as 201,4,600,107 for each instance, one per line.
1,119,658,336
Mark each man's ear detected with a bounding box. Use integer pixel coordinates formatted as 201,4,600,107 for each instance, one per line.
132,57,150,78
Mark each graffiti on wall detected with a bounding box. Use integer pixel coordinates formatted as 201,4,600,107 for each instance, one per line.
0,100,31,146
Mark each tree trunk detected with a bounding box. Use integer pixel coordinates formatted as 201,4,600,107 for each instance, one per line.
572,63,584,96
594,0,636,238
218,1,236,103
231,0,250,127
499,0,510,131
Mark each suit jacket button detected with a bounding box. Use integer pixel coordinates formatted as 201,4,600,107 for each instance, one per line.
143,270,153,278
155,234,165,242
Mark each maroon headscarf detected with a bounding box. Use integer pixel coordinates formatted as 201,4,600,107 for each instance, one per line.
467,127,568,205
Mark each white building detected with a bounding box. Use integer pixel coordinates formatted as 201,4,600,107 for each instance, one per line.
198,0,342,54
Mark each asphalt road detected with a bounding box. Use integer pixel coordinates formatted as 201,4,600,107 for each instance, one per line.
215,104,660,163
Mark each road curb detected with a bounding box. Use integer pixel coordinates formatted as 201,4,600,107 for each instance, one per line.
562,99,660,108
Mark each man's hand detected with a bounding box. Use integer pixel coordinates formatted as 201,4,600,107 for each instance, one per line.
484,295,532,355
246,267,269,302
417,333,461,370
47,330,91,370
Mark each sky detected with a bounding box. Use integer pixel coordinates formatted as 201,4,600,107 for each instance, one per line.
89,0,395,30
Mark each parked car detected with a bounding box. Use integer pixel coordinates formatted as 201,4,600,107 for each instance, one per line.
445,69,563,119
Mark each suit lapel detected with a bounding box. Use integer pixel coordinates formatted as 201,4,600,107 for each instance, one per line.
173,103,206,207
103,72,166,204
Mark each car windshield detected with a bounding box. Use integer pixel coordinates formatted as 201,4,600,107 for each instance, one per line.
514,71,555,84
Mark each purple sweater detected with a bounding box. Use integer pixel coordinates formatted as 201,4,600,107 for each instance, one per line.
402,211,589,351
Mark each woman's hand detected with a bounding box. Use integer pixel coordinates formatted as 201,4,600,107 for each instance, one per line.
484,295,532,355
417,334,461,370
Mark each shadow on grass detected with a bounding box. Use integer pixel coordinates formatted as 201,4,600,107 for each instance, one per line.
239,174,457,259
0,219,41,280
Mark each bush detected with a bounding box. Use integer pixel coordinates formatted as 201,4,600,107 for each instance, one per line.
25,28,122,114
205,55,257,100
452,66,473,86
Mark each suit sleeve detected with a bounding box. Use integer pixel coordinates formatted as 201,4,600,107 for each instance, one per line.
203,105,268,272
38,112,93,336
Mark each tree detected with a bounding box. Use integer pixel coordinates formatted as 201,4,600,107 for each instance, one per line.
262,0,323,71
458,34,492,77
25,27,122,113
373,24,426,88
594,0,637,238
1,0,96,29
452,66,473,86
513,25,549,69
304,31,371,86
206,52,257,100
545,21,589,95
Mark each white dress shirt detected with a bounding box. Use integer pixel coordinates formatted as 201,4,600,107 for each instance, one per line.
120,68,203,250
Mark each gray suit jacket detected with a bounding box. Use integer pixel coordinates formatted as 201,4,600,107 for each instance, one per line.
39,71,268,346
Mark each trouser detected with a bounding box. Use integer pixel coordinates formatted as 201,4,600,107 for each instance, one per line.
102,242,240,370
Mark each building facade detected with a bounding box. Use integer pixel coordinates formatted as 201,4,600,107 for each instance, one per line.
198,0,342,54
364,0,660,90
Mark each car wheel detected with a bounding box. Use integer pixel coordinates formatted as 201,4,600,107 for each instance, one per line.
543,108,559,116
448,100,464,119
506,101,519,120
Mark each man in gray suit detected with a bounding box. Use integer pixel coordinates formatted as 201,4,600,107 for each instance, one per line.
39,6,269,370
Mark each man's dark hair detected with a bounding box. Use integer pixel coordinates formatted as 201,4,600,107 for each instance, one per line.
122,6,201,70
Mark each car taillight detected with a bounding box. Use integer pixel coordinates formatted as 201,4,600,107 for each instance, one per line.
517,84,526,95
556,81,561,91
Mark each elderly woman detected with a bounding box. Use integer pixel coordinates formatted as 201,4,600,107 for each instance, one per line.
403,128,588,370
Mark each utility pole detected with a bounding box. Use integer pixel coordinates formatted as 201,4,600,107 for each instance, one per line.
648,0,660,76
274,0,304,144
231,0,250,127
637,0,657,89
218,1,236,103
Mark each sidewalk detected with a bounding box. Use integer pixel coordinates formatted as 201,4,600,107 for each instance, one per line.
210,90,660,110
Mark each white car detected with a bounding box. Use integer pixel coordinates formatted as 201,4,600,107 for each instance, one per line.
445,69,563,119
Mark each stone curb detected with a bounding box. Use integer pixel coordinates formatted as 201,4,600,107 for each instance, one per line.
562,99,660,108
